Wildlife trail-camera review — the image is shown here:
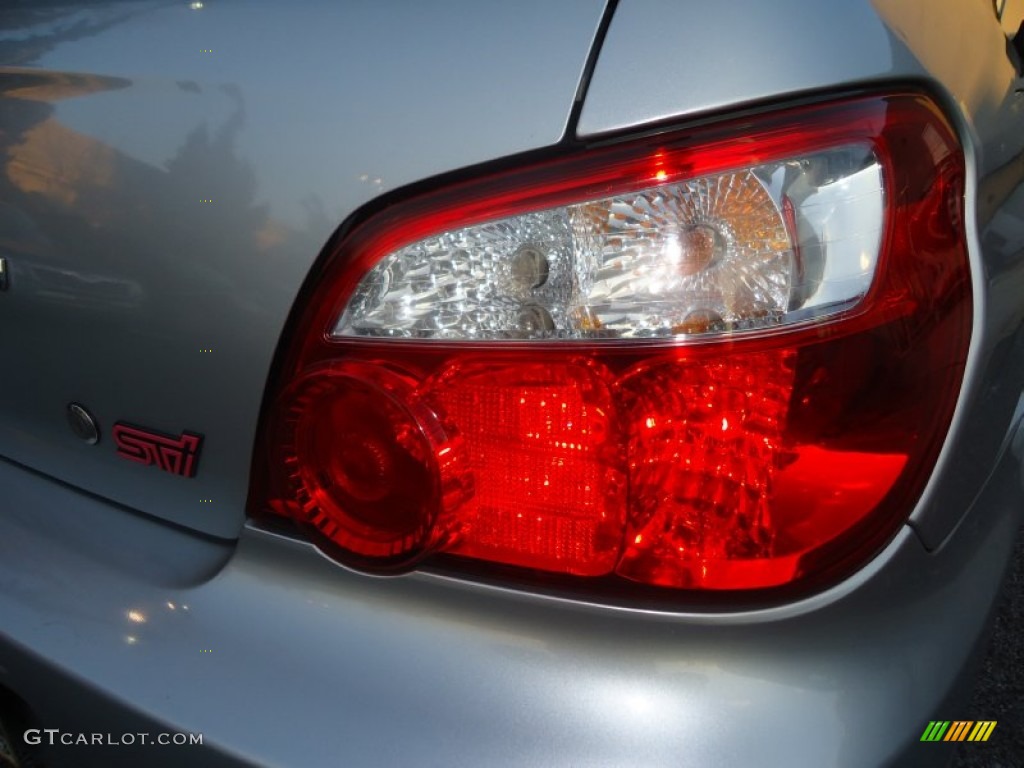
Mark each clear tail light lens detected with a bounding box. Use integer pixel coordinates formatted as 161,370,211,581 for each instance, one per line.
253,93,971,596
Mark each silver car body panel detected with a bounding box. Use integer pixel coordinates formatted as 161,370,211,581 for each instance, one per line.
0,0,606,538
1,0,1022,766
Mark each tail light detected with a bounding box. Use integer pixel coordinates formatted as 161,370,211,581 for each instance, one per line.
252,93,971,595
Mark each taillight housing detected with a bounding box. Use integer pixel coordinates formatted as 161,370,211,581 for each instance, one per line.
252,93,971,597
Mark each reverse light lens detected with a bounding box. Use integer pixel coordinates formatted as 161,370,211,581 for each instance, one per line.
335,146,883,340
257,94,971,596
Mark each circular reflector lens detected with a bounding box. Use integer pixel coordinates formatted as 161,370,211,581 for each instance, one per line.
280,362,459,570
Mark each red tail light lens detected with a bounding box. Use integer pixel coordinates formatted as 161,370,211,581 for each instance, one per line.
425,359,626,576
253,93,971,596
277,362,469,569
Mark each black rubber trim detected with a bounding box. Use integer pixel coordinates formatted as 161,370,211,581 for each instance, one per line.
564,0,620,141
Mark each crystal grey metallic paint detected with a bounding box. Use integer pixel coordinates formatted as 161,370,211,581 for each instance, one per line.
0,0,606,537
0,0,1022,766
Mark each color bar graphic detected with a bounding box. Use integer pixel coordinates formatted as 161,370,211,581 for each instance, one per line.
920,720,996,742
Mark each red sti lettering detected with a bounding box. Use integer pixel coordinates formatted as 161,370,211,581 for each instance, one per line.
112,423,203,478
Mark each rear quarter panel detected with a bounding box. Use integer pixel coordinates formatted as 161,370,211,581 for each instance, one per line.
0,0,606,536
